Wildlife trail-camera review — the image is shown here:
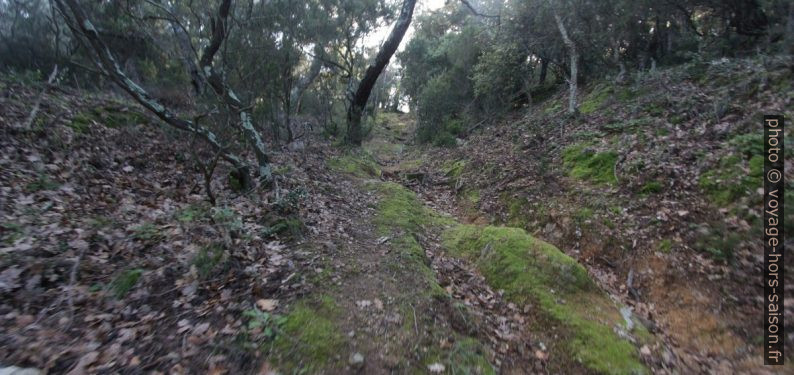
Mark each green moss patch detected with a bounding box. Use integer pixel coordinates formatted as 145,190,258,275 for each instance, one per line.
639,181,663,195
580,85,612,114
69,106,147,133
563,143,619,185
443,225,647,374
698,154,762,206
367,181,452,297
328,152,382,178
433,337,496,375
603,117,652,133
271,296,346,371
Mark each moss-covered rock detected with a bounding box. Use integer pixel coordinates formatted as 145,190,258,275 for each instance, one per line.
443,225,647,374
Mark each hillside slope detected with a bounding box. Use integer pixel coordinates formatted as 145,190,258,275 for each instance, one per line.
401,55,793,372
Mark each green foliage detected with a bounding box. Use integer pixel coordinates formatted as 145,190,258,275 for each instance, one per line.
175,203,209,223
273,188,307,215
574,207,594,223
26,173,59,192
1,222,24,245
693,223,741,262
445,337,496,375
603,117,652,133
192,244,226,278
69,107,147,133
562,144,619,185
473,42,528,111
415,72,470,143
210,207,243,233
433,131,457,147
640,181,663,195
658,239,673,253
729,133,764,158
262,216,303,240
242,308,287,344
698,154,762,206
131,222,163,242
529,83,560,104
228,171,245,192
109,269,143,298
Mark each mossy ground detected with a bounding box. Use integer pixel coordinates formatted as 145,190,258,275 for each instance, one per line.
368,178,647,374
698,154,763,206
443,225,647,374
69,106,148,133
562,143,619,185
580,84,612,114
270,296,346,371
327,151,382,178
367,181,452,298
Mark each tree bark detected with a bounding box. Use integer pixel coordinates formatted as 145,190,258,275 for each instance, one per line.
54,0,253,186
554,11,578,115
346,0,416,145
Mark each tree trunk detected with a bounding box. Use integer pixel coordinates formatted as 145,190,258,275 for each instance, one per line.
538,58,549,85
54,0,253,187
554,11,578,115
290,44,324,111
197,0,272,186
346,0,416,145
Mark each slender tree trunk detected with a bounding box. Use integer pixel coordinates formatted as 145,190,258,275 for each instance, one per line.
346,0,416,145
538,58,549,85
197,0,272,185
290,44,324,111
613,38,626,84
554,11,578,115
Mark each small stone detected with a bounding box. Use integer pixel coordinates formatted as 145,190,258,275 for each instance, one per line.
349,352,364,367
427,363,445,373
640,345,651,356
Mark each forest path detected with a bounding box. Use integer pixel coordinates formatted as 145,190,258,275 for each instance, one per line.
330,113,587,373
331,112,671,374
301,114,548,373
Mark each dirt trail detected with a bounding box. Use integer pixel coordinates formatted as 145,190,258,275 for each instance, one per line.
314,157,545,373
326,113,623,374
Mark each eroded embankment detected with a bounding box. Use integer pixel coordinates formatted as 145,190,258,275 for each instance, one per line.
366,175,654,374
